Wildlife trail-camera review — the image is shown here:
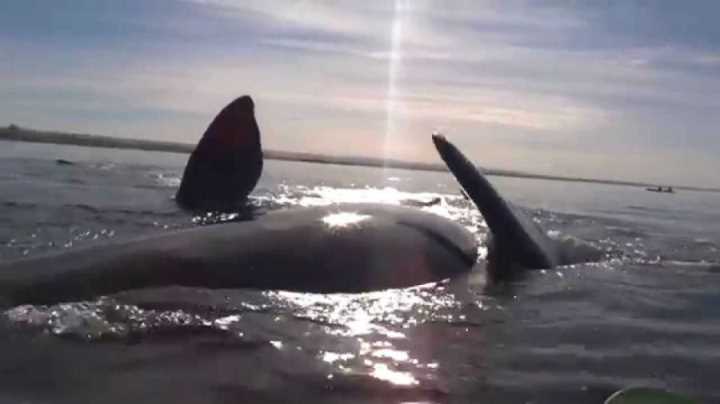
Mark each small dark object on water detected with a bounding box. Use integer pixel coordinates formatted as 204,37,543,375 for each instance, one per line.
646,186,675,194
55,159,74,166
402,196,442,207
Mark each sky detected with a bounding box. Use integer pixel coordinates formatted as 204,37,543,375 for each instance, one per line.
1,1,719,187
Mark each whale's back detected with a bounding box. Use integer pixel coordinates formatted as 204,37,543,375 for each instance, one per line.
0,204,477,306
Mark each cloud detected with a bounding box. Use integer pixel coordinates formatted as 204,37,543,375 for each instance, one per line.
1,0,719,187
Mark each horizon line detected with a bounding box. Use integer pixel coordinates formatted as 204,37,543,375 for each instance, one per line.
1,124,717,193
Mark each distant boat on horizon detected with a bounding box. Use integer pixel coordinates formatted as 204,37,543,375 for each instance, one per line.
646,186,675,194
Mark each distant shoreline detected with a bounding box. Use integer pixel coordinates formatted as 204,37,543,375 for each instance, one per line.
2,125,718,193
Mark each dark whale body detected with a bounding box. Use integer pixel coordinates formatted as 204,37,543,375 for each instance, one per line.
0,204,476,306
0,95,598,307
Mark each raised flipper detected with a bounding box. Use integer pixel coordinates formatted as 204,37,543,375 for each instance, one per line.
432,134,560,279
176,95,263,211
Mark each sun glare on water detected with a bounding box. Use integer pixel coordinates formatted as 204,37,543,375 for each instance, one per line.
321,212,372,228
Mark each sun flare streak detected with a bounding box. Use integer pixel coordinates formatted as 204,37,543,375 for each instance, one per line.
383,0,409,161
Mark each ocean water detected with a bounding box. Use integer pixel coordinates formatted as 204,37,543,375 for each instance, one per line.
1,140,719,404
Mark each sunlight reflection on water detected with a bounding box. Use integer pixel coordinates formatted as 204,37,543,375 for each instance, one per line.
370,363,419,386
321,212,372,228
2,182,495,391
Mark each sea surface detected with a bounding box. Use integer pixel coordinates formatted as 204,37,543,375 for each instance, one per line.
1,141,719,404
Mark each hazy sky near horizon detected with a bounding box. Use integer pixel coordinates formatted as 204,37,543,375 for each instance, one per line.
1,1,719,187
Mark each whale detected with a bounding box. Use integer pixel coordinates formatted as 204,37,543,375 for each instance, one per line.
0,204,476,306
0,96,597,307
0,96,477,307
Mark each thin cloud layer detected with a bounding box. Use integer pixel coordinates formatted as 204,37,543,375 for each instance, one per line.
1,0,718,186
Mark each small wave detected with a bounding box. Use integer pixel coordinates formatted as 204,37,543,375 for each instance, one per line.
71,203,102,213
148,171,181,188
1,278,494,342
0,200,37,209
3,299,236,341
267,185,486,230
272,185,442,207
93,162,116,171
657,260,720,271
58,203,185,219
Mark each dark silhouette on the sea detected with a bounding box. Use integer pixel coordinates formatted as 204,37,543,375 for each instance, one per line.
646,186,675,194
175,95,263,211
433,134,602,280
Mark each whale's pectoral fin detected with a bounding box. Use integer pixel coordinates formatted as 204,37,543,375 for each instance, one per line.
432,134,560,279
176,95,264,211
